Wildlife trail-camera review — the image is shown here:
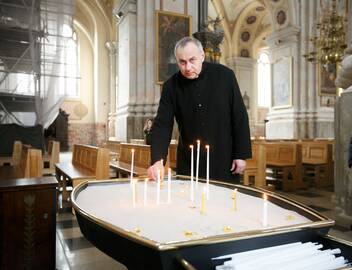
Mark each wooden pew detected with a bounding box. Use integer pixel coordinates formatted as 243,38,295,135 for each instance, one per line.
102,140,121,161
243,142,266,188
110,143,177,178
265,142,306,192
301,141,334,187
0,145,43,179
55,144,110,201
43,140,60,175
110,143,149,177
0,140,22,166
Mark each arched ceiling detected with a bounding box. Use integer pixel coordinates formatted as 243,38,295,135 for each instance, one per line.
208,0,289,58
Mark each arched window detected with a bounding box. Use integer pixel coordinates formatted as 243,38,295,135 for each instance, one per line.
257,52,271,107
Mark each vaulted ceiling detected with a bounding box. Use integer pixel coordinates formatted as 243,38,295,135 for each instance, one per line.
208,0,286,59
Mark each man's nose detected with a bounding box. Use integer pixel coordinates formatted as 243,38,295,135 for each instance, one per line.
186,61,192,70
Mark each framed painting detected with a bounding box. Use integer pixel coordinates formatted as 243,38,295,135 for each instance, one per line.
156,10,192,84
272,57,293,109
318,62,338,95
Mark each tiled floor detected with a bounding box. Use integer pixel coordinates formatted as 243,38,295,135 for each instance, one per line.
55,152,352,269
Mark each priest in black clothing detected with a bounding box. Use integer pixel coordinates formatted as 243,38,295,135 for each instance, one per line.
148,36,251,183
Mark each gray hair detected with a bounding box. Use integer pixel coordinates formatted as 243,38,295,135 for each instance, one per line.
174,36,204,58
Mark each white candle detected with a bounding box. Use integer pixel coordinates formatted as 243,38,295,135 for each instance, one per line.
132,179,137,207
200,186,206,214
130,149,135,187
263,193,268,227
190,145,194,202
144,178,148,206
205,145,210,200
156,169,160,205
233,188,237,211
196,140,200,188
167,168,171,203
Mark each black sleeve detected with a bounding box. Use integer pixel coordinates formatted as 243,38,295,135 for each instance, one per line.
349,137,352,168
229,70,252,160
150,82,175,165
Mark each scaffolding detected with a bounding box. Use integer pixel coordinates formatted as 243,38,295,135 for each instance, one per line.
0,0,76,127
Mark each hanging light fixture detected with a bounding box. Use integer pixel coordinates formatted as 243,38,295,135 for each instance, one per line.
303,0,347,64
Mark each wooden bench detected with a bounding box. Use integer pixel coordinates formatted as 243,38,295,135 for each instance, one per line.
43,140,60,175
0,144,43,179
301,141,334,187
265,142,306,191
110,143,177,178
55,144,110,201
243,142,266,188
0,140,22,166
102,140,121,161
110,143,149,178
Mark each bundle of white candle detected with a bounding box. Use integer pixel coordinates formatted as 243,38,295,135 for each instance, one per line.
213,241,350,270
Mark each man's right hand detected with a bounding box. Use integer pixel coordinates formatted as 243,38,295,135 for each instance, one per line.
147,160,164,181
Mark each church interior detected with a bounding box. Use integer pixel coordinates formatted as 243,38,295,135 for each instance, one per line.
1,0,352,269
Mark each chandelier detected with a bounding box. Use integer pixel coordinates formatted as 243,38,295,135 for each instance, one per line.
303,0,347,64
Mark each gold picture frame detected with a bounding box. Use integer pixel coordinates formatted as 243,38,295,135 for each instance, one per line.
318,62,338,96
156,10,192,84
272,57,293,109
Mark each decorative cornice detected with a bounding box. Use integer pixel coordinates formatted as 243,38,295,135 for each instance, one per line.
113,0,137,24
266,25,301,47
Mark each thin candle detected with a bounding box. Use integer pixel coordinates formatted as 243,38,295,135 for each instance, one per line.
190,145,194,202
263,193,268,227
232,188,237,211
132,179,137,207
205,145,210,200
200,187,206,214
167,168,171,203
196,140,200,188
130,149,135,187
144,178,148,206
156,169,160,205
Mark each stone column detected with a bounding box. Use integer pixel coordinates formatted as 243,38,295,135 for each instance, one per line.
105,41,118,139
226,56,256,135
113,0,137,142
265,26,302,139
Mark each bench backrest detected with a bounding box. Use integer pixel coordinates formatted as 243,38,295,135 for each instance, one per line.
72,144,110,179
48,140,60,164
119,143,150,168
11,140,23,166
19,145,43,178
301,141,333,164
265,142,302,166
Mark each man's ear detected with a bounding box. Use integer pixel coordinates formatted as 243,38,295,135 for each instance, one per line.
201,52,205,62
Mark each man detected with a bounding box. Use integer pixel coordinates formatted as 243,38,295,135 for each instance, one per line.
148,37,251,182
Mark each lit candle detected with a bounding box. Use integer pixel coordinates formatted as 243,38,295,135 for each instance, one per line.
263,193,268,227
132,179,137,207
144,178,148,206
232,188,237,211
205,145,210,200
196,140,200,188
130,149,135,187
156,169,160,205
190,145,194,202
200,187,206,214
167,168,171,203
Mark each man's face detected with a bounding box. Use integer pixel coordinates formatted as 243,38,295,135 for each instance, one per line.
175,42,204,79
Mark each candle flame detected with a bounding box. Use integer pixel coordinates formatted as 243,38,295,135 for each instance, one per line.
197,140,200,144
190,145,194,149
205,145,209,149
263,193,267,200
131,149,135,153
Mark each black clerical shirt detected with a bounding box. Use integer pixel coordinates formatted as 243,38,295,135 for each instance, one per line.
150,62,252,182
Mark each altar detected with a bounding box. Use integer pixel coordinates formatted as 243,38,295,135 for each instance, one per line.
71,176,352,270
